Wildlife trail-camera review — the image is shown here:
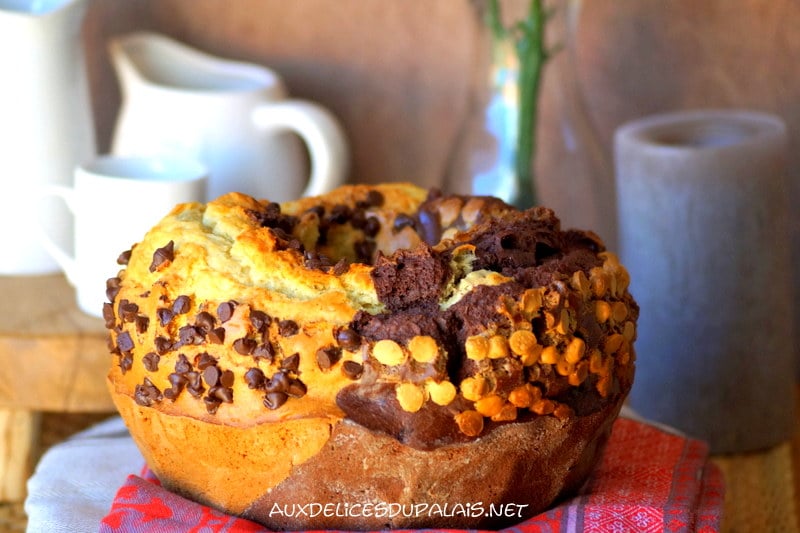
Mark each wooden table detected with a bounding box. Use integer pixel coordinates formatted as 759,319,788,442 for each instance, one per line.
0,274,113,501
711,388,800,532
1,274,799,531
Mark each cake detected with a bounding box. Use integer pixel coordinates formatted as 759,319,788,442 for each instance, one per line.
104,183,637,529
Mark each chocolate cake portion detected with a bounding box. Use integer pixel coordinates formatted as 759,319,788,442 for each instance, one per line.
370,243,449,311
244,398,622,531
337,198,635,449
335,382,471,449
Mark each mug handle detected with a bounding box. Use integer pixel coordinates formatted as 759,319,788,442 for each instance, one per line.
36,185,79,285
252,100,349,197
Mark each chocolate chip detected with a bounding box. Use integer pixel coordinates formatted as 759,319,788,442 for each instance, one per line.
336,327,362,351
363,216,381,238
119,352,133,374
186,371,204,398
149,240,175,272
169,372,188,388
116,331,134,352
118,299,138,322
327,204,351,225
316,346,341,371
287,378,307,398
186,370,203,388
249,202,298,234
263,391,288,410
107,334,119,355
142,352,160,372
195,311,215,332
172,295,191,315
175,354,192,374
245,368,266,389
280,353,300,373
253,342,274,362
135,315,149,334
217,301,236,323
117,248,132,265
278,319,299,337
203,365,221,387
269,227,303,252
208,327,226,344
264,202,281,220
233,337,256,355
350,209,367,230
332,258,349,276
102,302,116,329
249,310,270,332
354,239,375,262
178,325,204,346
203,396,222,414
342,361,363,380
106,277,122,302
366,189,384,207
306,205,325,218
195,352,218,370
304,250,334,270
393,214,416,233
265,371,289,393
155,336,172,355
157,308,174,327
134,378,162,407
212,386,233,403
220,369,235,388
164,373,188,400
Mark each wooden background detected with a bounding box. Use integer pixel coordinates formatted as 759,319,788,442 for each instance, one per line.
82,0,799,334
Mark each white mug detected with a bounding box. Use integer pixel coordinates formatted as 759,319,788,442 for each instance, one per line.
39,155,208,317
109,32,349,202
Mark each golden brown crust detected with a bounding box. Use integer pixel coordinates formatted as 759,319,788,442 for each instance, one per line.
109,378,623,529
105,183,637,529
109,389,336,515
242,399,623,530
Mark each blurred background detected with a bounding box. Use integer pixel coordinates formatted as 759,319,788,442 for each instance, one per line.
83,0,800,191
83,0,800,260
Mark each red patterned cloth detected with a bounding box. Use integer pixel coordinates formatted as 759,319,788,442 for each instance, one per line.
99,417,724,532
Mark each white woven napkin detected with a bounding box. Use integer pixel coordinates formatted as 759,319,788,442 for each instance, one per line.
24,417,142,533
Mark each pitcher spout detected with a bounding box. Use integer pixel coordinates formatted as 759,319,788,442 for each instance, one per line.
109,31,281,96
0,0,85,16
0,0,88,38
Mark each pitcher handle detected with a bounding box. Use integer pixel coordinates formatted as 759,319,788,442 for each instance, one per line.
36,185,79,285
252,100,349,197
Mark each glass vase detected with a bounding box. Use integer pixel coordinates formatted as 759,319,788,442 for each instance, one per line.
444,0,617,249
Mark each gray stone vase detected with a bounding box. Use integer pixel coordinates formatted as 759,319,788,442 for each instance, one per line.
614,109,796,453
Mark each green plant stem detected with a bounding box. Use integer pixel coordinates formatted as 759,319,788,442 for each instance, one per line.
514,0,546,209
487,0,549,210
486,0,506,41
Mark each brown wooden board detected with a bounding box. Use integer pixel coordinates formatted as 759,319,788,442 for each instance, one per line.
0,275,112,412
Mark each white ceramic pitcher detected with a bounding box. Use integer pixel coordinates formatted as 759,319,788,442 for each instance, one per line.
0,0,96,275
109,32,349,202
